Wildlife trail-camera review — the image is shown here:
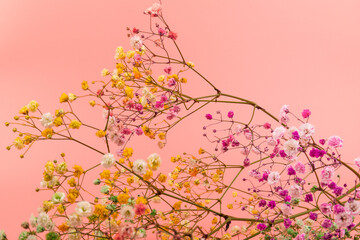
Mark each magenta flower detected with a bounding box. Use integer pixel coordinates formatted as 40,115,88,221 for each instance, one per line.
301,109,311,118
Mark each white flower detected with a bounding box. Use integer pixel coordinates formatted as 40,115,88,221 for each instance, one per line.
121,205,135,220
231,225,241,234
67,213,81,227
289,184,303,198
267,137,277,146
268,172,280,185
40,112,54,128
68,229,81,240
130,35,143,49
133,159,148,175
280,105,290,115
101,153,116,168
51,192,66,204
29,214,37,227
37,212,51,228
280,204,292,216
283,139,300,157
147,153,161,170
75,201,93,217
345,200,360,216
26,235,37,240
299,123,315,140
68,93,77,102
272,126,286,140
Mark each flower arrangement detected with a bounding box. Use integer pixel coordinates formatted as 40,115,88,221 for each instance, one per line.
3,3,360,240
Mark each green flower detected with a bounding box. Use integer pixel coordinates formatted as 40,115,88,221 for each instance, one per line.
46,232,60,240
18,231,29,240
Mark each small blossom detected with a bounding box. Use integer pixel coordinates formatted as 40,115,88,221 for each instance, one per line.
101,153,116,168
267,172,280,185
75,201,93,217
328,135,343,148
301,109,311,118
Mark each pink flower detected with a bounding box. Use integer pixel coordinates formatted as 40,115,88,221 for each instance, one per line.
168,31,178,40
320,166,335,184
280,204,292,216
301,109,311,118
267,172,280,185
135,127,143,136
164,65,172,74
294,162,306,174
113,233,124,240
135,203,147,215
335,210,353,228
119,222,134,238
294,233,305,240
289,184,303,198
320,203,332,215
355,157,360,168
328,135,343,148
158,27,166,36
144,3,162,17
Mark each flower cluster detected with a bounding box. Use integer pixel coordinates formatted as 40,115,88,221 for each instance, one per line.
4,2,360,240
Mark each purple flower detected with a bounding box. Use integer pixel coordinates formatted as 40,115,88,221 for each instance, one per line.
287,166,296,176
243,158,250,167
284,218,292,229
309,212,318,221
279,150,287,158
227,111,234,118
205,114,212,120
333,186,343,196
259,200,267,207
257,223,267,231
280,190,289,197
284,195,292,202
301,109,311,118
268,200,276,209
328,181,337,189
333,204,345,214
322,219,332,228
292,131,300,140
309,148,326,158
305,193,313,202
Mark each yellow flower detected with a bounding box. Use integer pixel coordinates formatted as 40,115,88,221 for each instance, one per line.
42,200,54,212
94,204,109,220
117,193,130,204
96,130,106,138
41,128,54,139
23,135,33,145
232,191,238,198
81,81,89,90
198,148,205,154
227,204,233,209
127,176,134,185
69,120,82,129
133,67,142,79
59,93,69,103
45,161,55,174
67,178,76,187
158,173,167,183
212,217,218,225
73,165,84,178
101,68,110,76
13,137,25,150
89,100,96,107
180,77,187,83
157,75,165,82
114,46,125,60
125,86,134,98
68,93,77,102
251,209,259,215
57,222,69,232
186,61,195,68
67,189,79,203
53,117,63,127
126,50,135,59
57,205,65,214
123,147,133,158
136,196,147,204
100,170,111,179
19,106,29,115
221,233,231,240
55,162,67,175
158,132,166,140
116,79,125,89
143,169,153,181
27,100,39,112
55,109,64,117
173,201,182,210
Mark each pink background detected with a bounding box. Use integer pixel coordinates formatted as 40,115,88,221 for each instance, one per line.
1,0,360,238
